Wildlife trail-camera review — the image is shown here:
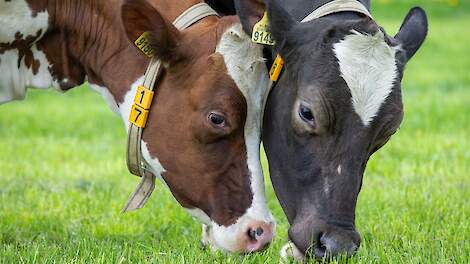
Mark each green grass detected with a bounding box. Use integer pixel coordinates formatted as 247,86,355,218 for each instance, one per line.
1,1,469,263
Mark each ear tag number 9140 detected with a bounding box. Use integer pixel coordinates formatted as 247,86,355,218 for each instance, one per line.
252,12,275,46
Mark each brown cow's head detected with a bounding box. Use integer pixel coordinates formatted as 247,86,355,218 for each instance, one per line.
120,0,274,253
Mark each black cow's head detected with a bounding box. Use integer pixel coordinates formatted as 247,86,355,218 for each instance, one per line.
259,0,428,259
206,0,428,259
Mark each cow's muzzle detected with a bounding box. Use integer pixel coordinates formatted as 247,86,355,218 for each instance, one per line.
288,219,361,260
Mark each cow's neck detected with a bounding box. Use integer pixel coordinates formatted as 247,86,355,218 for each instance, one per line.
43,0,204,105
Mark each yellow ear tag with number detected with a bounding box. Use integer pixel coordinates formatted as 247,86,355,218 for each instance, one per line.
134,32,155,58
252,12,275,46
269,55,284,82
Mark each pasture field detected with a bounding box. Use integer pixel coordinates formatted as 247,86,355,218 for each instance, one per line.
0,1,469,263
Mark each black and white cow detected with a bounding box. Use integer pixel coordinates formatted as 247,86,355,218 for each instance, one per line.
208,0,428,260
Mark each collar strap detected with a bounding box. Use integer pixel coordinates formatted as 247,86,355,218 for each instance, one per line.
301,0,372,23
123,3,218,213
269,0,371,83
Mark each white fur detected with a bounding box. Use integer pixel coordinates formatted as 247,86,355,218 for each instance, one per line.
89,84,120,115
334,30,398,126
280,241,305,263
0,0,48,43
0,46,60,104
337,164,342,175
117,77,144,129
212,24,274,251
141,141,167,186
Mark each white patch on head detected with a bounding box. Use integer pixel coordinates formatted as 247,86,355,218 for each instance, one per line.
337,164,342,175
89,84,119,115
334,30,398,126
213,23,274,251
280,241,305,263
0,45,60,104
0,0,48,43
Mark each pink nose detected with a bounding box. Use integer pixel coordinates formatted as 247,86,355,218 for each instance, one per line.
244,221,274,252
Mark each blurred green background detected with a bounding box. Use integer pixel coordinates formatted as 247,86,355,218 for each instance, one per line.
0,0,469,263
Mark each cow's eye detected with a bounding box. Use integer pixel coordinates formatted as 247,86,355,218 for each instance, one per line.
208,112,226,127
299,104,315,127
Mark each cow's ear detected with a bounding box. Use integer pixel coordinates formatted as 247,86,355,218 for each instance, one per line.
205,0,236,16
266,0,297,48
234,0,266,35
394,7,428,61
121,0,184,64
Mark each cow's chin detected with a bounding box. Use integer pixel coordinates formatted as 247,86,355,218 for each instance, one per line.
185,208,245,252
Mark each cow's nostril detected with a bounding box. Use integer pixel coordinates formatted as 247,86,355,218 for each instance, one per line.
244,222,274,252
256,227,264,236
314,233,327,258
248,228,257,241
247,226,265,241
314,232,360,259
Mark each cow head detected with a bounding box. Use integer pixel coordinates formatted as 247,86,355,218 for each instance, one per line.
259,0,428,259
120,0,274,253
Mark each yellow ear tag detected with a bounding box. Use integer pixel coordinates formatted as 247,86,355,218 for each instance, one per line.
134,32,155,58
252,12,275,46
269,55,284,82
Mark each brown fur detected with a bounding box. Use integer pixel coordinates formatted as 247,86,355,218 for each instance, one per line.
1,0,255,226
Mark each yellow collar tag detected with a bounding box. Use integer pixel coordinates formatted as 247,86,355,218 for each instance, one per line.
134,32,155,58
269,55,284,82
129,85,155,128
251,12,275,46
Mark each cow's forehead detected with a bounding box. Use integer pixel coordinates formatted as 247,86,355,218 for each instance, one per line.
333,30,399,126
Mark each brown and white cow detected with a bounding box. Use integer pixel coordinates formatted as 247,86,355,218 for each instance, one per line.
0,0,274,252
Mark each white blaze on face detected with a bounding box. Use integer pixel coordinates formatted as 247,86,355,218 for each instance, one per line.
334,30,398,126
0,0,49,43
205,23,273,251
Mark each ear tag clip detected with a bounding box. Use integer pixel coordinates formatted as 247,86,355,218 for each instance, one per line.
269,55,284,82
134,32,155,58
252,12,275,46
